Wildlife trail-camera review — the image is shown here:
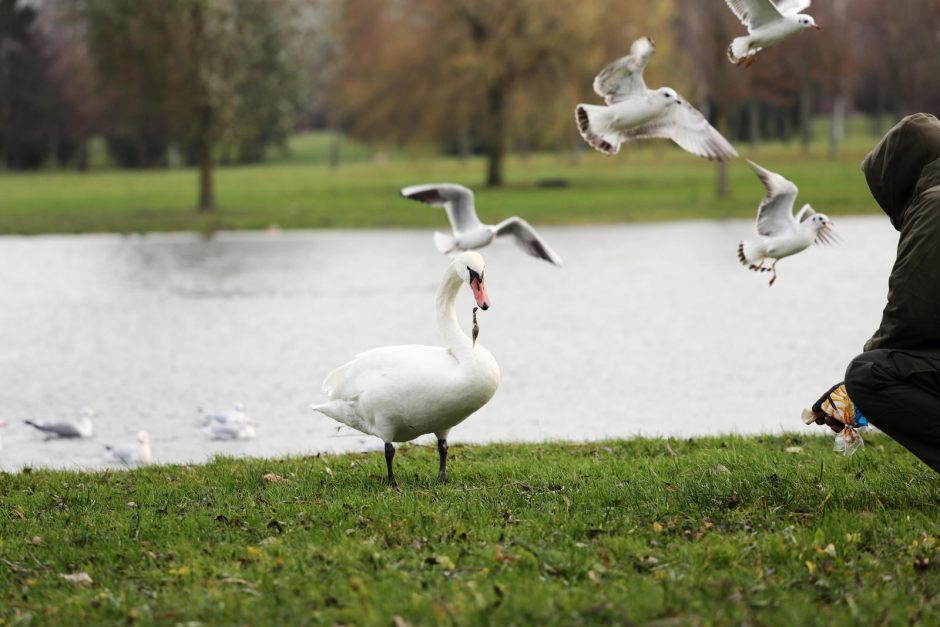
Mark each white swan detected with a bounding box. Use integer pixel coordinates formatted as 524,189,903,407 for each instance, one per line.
311,251,500,486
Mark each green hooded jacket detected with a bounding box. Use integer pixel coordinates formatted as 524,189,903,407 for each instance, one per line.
862,113,940,351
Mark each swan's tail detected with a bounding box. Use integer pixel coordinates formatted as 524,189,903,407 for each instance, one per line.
576,104,622,155
737,240,767,270
433,231,458,254
728,37,752,64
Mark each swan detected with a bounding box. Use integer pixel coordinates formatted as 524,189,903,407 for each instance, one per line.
311,251,500,486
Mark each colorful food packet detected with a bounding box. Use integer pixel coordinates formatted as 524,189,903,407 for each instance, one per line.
801,383,869,456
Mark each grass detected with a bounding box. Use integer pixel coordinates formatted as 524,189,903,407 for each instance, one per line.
0,127,883,235
1,435,938,625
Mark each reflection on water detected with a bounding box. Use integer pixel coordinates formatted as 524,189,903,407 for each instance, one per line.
0,218,897,470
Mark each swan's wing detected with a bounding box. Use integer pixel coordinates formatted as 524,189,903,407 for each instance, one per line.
593,37,655,104
724,0,783,28
400,183,483,234
494,217,564,266
748,160,799,236
774,0,810,15
621,100,738,162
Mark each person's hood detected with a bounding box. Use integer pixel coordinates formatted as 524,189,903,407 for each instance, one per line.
861,113,940,231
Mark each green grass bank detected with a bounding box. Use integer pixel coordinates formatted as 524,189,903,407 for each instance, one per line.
0,129,883,235
1,435,938,625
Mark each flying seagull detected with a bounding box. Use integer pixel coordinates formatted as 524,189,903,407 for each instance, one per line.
725,0,819,66
737,160,837,286
576,37,737,161
400,183,563,265
25,408,94,439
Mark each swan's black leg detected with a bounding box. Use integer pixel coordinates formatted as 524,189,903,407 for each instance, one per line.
384,442,398,487
437,438,449,483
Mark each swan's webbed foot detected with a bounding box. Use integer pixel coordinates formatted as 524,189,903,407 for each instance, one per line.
384,442,398,488
437,438,449,483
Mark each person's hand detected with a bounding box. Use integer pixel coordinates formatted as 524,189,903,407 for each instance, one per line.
807,382,847,433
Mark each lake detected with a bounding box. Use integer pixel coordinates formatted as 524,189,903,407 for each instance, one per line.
0,217,897,470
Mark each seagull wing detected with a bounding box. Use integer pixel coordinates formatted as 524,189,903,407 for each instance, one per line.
400,183,483,234
774,0,811,15
593,37,656,105
724,0,784,28
748,160,799,236
621,100,738,162
494,217,564,266
106,445,134,466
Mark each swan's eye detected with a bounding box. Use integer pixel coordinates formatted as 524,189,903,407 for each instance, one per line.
468,268,482,284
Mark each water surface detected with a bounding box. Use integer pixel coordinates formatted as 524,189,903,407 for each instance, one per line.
0,218,897,470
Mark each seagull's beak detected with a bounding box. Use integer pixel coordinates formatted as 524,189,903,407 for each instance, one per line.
812,24,820,30
470,277,490,310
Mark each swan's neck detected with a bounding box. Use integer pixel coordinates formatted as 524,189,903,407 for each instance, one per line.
437,267,473,358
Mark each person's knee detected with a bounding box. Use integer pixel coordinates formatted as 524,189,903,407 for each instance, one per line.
845,350,892,413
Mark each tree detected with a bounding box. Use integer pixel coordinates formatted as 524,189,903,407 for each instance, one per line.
85,0,309,210
333,0,615,187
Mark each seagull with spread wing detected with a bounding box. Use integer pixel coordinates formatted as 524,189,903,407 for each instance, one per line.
575,36,737,161
400,183,563,266
725,0,819,66
738,160,838,286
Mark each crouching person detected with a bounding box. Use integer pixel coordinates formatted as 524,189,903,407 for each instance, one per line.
837,113,940,474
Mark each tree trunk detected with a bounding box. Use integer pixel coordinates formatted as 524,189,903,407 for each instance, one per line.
829,96,846,159
799,85,813,154
197,106,214,211
485,84,506,187
192,2,214,211
749,100,761,151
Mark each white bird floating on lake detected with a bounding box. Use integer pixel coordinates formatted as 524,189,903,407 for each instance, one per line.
737,160,837,286
105,431,152,467
724,0,819,66
576,37,737,161
24,408,94,439
400,183,563,265
198,403,255,440
311,251,500,486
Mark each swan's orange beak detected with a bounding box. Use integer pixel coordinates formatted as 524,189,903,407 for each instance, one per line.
470,277,490,310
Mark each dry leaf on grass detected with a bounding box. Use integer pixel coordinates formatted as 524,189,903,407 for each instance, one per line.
60,572,93,586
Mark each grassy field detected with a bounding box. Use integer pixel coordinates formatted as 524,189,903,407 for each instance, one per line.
0,126,884,235
1,435,938,625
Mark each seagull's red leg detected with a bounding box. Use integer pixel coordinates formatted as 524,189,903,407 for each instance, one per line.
768,261,778,287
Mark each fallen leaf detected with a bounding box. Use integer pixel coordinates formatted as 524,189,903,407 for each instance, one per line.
785,446,803,454
262,473,289,484
712,464,731,475
427,555,456,570
652,522,664,533
61,572,93,587
28,536,42,546
805,561,815,575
